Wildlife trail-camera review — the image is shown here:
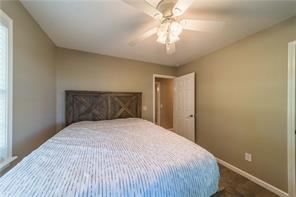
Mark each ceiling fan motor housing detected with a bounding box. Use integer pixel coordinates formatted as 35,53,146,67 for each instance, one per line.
157,0,178,17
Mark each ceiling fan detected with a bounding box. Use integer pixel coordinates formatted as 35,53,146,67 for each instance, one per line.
123,0,225,55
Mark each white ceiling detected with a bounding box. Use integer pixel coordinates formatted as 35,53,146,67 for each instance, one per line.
21,0,296,66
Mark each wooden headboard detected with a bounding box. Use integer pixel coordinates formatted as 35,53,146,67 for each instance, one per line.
65,90,142,126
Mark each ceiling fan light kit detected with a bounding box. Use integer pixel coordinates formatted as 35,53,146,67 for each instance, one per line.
156,19,182,44
124,0,225,55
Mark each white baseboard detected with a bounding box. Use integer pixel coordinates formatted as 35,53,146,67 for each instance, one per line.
216,158,289,197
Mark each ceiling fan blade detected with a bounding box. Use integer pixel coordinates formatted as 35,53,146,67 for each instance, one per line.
123,0,163,20
166,43,176,55
173,0,194,16
180,19,225,32
129,27,158,46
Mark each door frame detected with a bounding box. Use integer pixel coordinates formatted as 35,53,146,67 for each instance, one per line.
155,82,161,125
152,74,175,124
287,40,296,197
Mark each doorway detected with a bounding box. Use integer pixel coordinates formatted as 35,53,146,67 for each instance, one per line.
287,40,296,197
153,73,196,142
153,75,174,130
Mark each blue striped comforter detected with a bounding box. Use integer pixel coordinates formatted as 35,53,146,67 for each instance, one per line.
0,118,219,197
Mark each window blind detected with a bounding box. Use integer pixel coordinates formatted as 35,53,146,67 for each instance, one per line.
0,18,9,164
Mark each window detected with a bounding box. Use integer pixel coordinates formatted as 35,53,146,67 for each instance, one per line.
0,10,15,171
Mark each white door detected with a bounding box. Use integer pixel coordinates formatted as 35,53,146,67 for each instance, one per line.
155,82,161,126
173,72,195,142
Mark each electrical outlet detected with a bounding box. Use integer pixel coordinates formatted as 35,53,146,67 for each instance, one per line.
245,153,252,162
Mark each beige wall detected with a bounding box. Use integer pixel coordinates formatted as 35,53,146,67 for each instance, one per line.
155,78,174,129
1,1,56,173
177,16,296,191
56,47,176,130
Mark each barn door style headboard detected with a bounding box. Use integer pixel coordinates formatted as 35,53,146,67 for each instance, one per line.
65,91,142,126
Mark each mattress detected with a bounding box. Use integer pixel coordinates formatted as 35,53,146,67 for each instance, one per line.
0,118,219,197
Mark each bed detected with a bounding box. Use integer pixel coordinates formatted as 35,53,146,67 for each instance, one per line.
0,91,220,197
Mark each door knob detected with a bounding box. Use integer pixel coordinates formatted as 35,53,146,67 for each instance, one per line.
187,114,194,118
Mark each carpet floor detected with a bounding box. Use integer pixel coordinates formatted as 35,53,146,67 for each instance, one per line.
213,165,278,197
